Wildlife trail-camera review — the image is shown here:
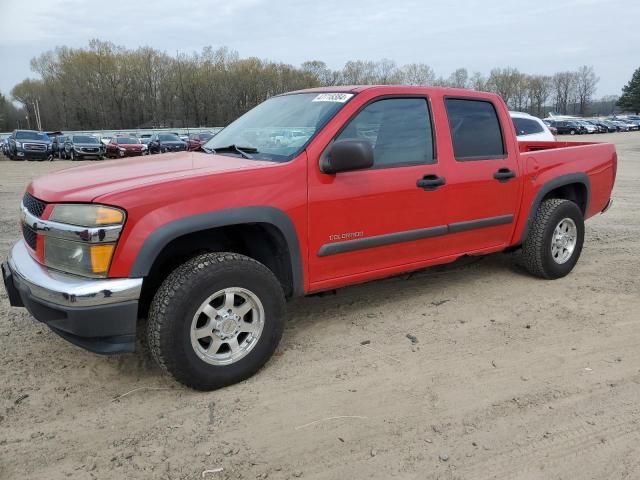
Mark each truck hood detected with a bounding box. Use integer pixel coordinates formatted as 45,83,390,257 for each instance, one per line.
28,151,276,203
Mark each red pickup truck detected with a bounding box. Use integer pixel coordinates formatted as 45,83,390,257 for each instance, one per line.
2,86,616,390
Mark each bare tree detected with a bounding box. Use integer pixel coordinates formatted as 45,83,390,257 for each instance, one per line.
575,65,599,115
486,67,521,106
469,72,487,91
447,68,469,88
6,40,606,130
528,75,552,117
400,63,435,85
552,72,578,114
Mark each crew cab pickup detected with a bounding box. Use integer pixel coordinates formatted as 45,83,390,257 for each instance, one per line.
2,86,616,390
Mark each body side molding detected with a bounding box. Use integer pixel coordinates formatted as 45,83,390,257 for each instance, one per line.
129,206,304,296
318,214,514,257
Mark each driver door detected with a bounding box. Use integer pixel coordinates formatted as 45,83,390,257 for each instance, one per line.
307,96,449,290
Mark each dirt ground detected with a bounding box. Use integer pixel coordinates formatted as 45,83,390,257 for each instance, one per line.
1,132,639,480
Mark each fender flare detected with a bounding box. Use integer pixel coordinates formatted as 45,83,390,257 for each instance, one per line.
519,173,590,244
129,206,304,296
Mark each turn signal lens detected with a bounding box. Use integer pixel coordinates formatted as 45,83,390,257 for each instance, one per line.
90,244,115,274
96,207,124,225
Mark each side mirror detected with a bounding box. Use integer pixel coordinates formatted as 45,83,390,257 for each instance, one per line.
320,139,374,174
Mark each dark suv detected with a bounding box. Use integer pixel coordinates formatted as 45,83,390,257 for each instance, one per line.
148,133,187,154
63,135,105,160
7,130,52,161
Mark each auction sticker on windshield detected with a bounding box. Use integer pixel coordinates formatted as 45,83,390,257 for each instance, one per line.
312,93,354,103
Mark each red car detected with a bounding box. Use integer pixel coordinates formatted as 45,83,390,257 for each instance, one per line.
3,86,616,390
105,135,146,158
186,131,215,151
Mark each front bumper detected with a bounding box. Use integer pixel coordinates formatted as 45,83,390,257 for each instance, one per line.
2,241,143,354
15,149,49,160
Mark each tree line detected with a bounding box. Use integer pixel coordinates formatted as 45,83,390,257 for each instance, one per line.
0,40,617,132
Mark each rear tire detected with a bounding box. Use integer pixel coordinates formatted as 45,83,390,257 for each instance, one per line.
147,252,286,390
521,199,584,279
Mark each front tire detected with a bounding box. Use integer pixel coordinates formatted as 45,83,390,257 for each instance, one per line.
521,199,584,279
147,252,286,390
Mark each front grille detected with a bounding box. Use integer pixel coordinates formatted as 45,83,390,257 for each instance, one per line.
23,143,47,151
81,147,99,153
22,223,37,250
23,192,47,218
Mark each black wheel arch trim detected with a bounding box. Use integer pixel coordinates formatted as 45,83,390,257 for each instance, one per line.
129,206,304,296
519,172,590,244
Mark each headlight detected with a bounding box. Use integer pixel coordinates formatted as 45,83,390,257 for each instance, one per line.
141,144,147,150
44,204,125,277
118,147,126,152
44,238,115,277
50,204,124,227
15,141,22,148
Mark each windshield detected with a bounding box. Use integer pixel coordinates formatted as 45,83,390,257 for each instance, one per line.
16,131,48,141
73,135,99,143
199,133,214,141
116,137,140,144
203,92,354,161
159,134,181,141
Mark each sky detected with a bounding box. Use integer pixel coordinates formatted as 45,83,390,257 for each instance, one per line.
0,0,637,98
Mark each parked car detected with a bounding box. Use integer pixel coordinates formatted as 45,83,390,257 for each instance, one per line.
50,134,68,159
575,120,598,134
148,132,187,154
611,118,639,131
2,86,617,390
510,112,555,141
608,120,630,132
599,120,621,132
582,120,606,133
63,134,105,160
186,131,215,151
0,136,9,156
105,135,147,158
546,120,586,135
7,130,51,160
542,120,558,135
588,120,616,133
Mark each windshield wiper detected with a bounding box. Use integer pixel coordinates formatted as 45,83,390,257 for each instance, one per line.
207,144,258,159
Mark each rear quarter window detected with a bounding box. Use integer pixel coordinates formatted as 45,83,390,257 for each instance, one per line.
444,98,505,160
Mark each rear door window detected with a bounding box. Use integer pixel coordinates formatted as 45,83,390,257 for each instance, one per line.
512,117,544,136
445,98,505,160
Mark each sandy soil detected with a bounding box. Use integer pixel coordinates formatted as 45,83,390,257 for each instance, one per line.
1,133,639,480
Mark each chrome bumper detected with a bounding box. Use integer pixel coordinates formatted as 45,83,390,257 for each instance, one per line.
7,241,142,308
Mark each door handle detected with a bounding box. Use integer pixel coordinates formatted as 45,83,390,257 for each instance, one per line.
417,174,446,190
493,168,516,182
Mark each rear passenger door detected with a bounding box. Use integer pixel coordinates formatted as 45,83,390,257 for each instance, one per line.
441,97,521,254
